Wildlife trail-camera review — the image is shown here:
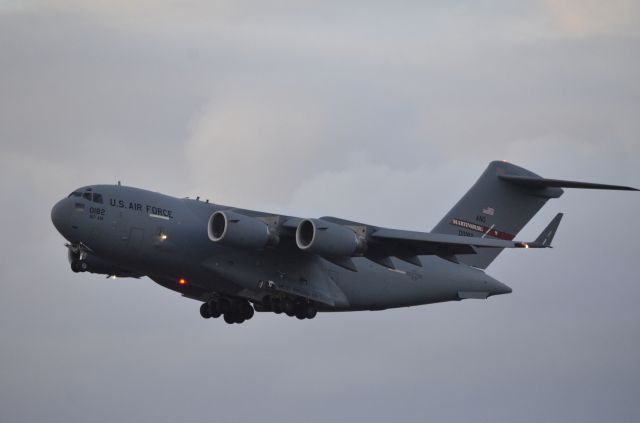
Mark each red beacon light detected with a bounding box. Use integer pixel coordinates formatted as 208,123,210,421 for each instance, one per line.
178,278,187,286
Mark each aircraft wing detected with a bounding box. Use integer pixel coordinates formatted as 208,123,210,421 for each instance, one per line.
209,208,563,270
365,213,563,267
372,229,520,254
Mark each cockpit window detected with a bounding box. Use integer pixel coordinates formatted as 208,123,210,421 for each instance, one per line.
70,189,103,203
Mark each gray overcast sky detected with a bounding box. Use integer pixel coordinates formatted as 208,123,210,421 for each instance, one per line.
1,1,639,422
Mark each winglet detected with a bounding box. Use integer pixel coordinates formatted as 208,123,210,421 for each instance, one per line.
530,213,563,247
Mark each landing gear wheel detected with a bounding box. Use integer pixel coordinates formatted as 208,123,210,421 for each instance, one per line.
223,313,235,324
272,299,283,314
200,303,211,319
218,298,231,314
70,260,86,273
241,303,254,320
282,298,295,315
295,309,306,320
262,296,272,309
304,304,317,319
207,301,221,318
230,308,245,324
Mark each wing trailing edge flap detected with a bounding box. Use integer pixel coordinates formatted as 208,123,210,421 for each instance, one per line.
323,256,357,272
369,212,564,268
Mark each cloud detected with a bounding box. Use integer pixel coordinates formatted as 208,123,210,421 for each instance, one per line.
543,0,640,37
1,2,640,422
182,76,443,209
184,85,332,207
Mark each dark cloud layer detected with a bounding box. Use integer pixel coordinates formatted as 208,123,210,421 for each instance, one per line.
1,2,639,422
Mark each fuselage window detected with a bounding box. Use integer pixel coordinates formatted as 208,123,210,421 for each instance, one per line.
93,193,103,204
83,192,92,201
75,203,85,212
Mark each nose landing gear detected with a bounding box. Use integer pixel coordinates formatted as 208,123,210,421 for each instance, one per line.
70,260,88,273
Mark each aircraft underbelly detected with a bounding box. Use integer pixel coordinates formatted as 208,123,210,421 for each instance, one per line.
200,250,350,307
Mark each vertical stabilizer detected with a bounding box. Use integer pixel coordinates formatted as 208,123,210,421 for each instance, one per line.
432,161,562,268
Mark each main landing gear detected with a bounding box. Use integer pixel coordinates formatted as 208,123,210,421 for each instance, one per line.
199,298,254,324
198,295,318,324
260,296,317,320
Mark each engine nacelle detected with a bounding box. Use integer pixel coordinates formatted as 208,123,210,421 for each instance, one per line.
208,210,278,249
296,218,366,256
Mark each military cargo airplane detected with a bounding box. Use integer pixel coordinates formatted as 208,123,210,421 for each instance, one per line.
51,161,637,324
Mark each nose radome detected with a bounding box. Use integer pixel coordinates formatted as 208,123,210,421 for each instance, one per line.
51,199,67,235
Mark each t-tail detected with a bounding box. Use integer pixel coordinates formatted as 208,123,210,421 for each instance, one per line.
432,161,638,269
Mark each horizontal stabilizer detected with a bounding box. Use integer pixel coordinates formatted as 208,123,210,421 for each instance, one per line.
499,174,639,191
531,213,563,247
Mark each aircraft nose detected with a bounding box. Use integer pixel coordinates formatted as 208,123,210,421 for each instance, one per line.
51,199,68,235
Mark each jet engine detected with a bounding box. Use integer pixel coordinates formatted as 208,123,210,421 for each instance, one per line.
208,210,279,249
296,218,366,256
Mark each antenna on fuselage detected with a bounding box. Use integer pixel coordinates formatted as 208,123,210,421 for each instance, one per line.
117,180,121,186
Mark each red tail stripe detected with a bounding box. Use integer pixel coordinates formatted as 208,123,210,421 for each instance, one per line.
450,218,515,241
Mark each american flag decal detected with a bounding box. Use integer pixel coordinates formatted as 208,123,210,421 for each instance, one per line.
482,206,495,216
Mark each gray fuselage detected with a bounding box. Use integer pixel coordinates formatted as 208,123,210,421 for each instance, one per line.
51,184,511,312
